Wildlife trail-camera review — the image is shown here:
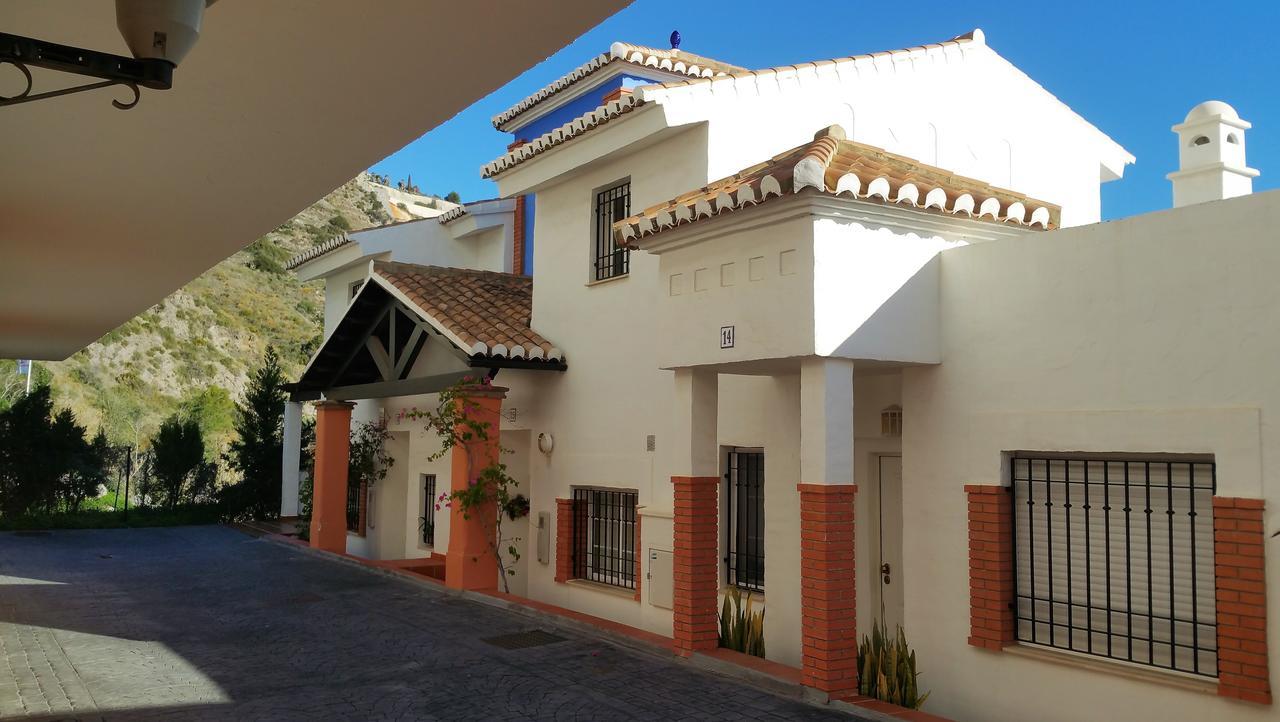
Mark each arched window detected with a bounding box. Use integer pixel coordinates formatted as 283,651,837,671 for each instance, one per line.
881,405,903,437
1192,135,1211,146
1227,133,1240,144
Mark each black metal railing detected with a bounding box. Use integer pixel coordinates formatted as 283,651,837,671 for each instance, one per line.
422,474,437,545
346,482,362,533
726,450,765,591
593,181,630,281
572,487,638,589
1011,455,1217,677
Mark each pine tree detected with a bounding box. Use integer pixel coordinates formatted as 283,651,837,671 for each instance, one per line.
226,346,286,519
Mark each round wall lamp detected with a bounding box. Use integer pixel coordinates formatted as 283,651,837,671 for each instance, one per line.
537,433,555,455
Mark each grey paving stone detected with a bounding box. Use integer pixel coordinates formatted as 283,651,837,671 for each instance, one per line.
0,526,861,721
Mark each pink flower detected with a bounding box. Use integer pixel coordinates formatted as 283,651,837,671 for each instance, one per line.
434,504,441,511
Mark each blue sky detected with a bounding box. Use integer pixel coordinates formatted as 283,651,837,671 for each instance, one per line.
370,0,1279,221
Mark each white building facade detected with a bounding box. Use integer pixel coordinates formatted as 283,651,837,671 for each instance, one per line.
285,31,1275,721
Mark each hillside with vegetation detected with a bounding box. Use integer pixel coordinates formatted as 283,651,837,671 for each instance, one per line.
0,173,451,459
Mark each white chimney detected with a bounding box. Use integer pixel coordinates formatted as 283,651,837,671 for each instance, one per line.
1167,101,1258,208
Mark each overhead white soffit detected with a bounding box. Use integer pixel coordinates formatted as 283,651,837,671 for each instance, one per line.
0,0,629,360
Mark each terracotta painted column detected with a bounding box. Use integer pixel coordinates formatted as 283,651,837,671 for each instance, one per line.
671,367,719,656
444,383,507,591
798,358,859,699
310,400,355,553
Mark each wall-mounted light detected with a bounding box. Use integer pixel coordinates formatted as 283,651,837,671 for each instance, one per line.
1,0,209,110
537,433,555,455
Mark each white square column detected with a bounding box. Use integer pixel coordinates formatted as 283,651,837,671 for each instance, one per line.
671,367,719,477
280,400,303,518
800,357,855,486
797,356,859,698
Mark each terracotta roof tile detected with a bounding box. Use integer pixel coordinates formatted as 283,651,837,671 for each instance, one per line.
372,261,562,362
614,125,1060,247
481,31,982,180
492,42,745,131
285,235,353,270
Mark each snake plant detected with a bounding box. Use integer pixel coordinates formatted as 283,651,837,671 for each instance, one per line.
717,587,766,658
857,620,930,709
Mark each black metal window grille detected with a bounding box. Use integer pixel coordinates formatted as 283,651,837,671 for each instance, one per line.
1011,455,1217,676
571,487,637,589
593,181,630,281
346,482,362,533
726,450,765,591
422,474,437,546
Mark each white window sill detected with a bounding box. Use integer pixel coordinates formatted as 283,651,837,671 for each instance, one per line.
1003,643,1217,696
565,578,638,601
585,273,630,288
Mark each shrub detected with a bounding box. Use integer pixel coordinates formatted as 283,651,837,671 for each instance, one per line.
718,587,765,657
857,621,930,709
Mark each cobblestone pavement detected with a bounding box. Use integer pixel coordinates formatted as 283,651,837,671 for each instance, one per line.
0,526,855,721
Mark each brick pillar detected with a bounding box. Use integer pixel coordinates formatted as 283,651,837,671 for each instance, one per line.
512,195,526,276
1213,497,1271,705
554,497,574,583
673,475,719,656
966,484,1016,650
444,384,507,591
798,483,858,698
310,400,354,553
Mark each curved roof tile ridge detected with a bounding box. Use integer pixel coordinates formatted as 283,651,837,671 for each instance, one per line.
614,123,1061,247
481,30,988,180
492,41,744,131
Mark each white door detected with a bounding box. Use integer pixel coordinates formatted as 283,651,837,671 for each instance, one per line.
876,455,904,631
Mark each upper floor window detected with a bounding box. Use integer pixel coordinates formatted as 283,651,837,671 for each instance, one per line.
349,280,364,299
593,181,630,281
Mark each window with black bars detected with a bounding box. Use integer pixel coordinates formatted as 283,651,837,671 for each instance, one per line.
346,482,362,533
726,450,765,591
593,181,630,281
422,474,437,546
1011,455,1217,677
571,488,637,589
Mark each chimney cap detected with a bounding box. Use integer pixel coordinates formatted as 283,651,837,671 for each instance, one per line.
1184,100,1240,124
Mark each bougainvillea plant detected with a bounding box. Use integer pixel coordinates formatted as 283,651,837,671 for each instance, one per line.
404,375,522,592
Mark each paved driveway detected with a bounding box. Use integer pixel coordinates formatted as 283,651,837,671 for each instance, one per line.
0,526,854,721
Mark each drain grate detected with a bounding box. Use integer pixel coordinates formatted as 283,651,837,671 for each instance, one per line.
482,629,568,650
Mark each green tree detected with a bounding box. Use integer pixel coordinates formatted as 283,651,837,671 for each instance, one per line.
225,347,286,520
151,415,205,510
182,386,235,457
444,191,461,204
64,428,111,512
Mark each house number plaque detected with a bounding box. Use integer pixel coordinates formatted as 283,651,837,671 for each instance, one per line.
720,325,735,349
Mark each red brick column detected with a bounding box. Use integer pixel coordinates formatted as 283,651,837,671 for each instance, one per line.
798,483,858,699
1213,497,1271,705
444,384,506,591
512,195,526,275
310,400,354,553
555,497,574,583
673,475,719,656
966,484,1016,650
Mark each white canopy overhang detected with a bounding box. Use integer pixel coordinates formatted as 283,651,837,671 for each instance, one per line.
0,0,628,359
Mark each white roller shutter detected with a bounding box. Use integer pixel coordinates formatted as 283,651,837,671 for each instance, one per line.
1011,455,1217,677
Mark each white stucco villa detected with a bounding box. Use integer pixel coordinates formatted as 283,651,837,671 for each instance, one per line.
281,30,1276,721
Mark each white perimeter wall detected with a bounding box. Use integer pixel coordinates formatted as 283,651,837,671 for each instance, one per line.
903,190,1280,722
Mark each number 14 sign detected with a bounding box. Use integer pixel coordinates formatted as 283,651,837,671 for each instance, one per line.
719,325,735,349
